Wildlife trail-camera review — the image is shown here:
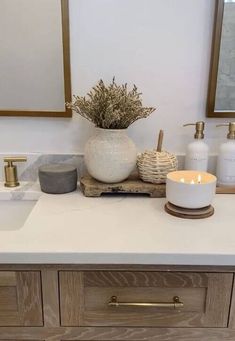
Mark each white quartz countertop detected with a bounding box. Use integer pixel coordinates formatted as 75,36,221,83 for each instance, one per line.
0,188,235,265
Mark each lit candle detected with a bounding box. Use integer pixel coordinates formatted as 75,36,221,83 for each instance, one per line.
197,174,202,184
166,171,217,209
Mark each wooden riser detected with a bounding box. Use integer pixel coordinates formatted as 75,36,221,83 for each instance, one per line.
80,175,235,197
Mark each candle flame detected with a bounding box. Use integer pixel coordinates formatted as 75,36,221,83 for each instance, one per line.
190,179,195,185
180,178,185,183
197,174,202,184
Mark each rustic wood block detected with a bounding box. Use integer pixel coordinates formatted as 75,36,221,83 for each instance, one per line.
216,186,235,194
80,175,235,197
80,174,166,198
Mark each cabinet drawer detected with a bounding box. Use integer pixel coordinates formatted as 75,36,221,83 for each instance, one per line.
59,271,233,328
0,271,43,326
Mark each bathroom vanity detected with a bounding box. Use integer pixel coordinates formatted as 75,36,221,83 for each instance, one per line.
1,189,235,341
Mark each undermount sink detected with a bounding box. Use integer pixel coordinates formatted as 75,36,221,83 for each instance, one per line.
0,200,37,231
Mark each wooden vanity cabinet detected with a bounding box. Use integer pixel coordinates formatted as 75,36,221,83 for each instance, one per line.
0,271,43,326
59,271,232,328
0,266,235,341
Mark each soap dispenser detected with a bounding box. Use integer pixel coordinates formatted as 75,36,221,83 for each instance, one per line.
183,121,209,171
216,122,235,186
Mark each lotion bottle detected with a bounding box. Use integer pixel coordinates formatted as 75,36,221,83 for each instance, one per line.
183,121,209,171
216,122,235,186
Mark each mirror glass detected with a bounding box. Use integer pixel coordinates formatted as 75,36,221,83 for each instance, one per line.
207,0,235,117
0,0,71,117
215,0,235,112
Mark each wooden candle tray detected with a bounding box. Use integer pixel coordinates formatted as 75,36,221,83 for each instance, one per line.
165,202,214,219
80,175,235,198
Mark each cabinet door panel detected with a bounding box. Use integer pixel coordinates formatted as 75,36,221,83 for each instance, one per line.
0,271,43,326
59,271,233,328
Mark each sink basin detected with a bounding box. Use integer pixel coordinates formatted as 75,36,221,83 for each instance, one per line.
0,200,37,231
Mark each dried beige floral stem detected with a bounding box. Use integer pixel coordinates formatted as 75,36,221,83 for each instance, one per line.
66,78,156,129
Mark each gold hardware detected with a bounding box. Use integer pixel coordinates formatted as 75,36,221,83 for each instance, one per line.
4,157,27,188
183,121,205,139
108,295,183,309
216,122,235,140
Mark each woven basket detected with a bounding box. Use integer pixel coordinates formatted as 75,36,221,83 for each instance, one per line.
137,130,178,184
137,150,178,184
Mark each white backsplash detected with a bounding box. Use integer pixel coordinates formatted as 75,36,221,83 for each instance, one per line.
0,153,218,182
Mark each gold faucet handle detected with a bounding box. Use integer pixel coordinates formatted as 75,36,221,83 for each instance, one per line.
4,157,27,166
3,157,27,188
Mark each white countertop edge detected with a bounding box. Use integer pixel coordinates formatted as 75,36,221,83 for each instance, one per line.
0,252,235,266
1,190,235,266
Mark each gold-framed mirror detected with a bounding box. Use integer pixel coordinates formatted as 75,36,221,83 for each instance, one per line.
0,0,71,117
207,0,235,118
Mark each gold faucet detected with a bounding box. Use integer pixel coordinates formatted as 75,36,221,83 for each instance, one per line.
4,157,27,187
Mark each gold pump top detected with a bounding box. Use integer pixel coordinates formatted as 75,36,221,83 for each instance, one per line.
183,121,205,139
216,122,235,140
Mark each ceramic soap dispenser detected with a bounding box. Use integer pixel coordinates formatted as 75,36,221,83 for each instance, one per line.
183,121,209,171
216,122,235,186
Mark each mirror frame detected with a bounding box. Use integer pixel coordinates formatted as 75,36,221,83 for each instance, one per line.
207,0,235,118
0,0,72,118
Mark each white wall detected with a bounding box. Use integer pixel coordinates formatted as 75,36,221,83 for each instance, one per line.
0,0,228,154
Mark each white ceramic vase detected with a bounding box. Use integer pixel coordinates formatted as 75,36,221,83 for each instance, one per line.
85,128,137,183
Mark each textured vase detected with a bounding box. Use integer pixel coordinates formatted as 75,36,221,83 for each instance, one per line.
85,128,137,183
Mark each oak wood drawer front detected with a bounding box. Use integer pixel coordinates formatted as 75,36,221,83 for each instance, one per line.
59,271,233,328
0,271,43,326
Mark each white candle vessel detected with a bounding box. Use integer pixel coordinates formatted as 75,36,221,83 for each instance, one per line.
166,171,217,209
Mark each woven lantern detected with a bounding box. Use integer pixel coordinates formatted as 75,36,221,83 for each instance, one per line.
137,130,178,184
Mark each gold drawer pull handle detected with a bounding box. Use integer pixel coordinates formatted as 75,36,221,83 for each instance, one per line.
108,295,183,309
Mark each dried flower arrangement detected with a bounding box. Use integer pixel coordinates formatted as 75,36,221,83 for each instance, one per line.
66,78,156,129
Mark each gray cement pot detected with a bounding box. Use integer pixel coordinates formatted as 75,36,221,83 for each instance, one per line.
85,128,137,183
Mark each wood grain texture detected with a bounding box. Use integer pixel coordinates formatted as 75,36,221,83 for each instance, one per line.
41,270,60,327
228,274,235,328
204,273,233,327
60,271,232,328
84,271,209,288
1,264,235,273
0,271,43,326
216,186,235,194
85,287,206,312
0,312,21,326
0,267,234,340
165,202,214,219
80,175,235,197
0,272,16,286
83,287,206,327
60,272,84,326
80,175,166,198
0,287,18,310
16,272,43,326
2,327,235,341
60,0,72,118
